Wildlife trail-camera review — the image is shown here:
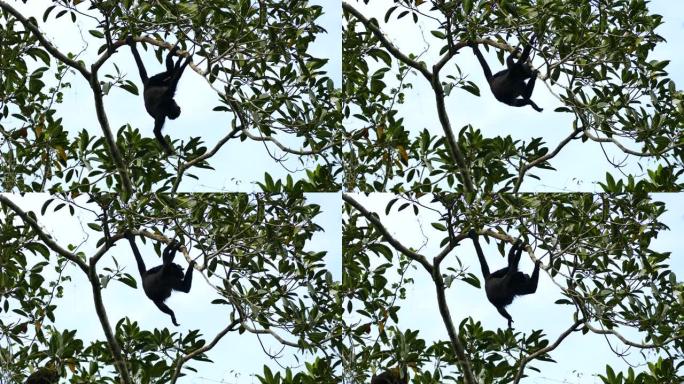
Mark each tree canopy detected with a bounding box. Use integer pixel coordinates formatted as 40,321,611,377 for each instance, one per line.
342,0,683,193
342,192,683,384
0,0,341,195
1,193,340,383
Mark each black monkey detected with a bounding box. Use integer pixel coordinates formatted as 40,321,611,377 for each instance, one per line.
125,232,195,326
468,230,540,328
470,36,543,112
25,366,59,384
371,367,408,384
127,38,191,155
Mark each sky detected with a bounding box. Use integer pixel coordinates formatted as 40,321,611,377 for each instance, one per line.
346,193,683,384
2,192,341,383
346,0,684,192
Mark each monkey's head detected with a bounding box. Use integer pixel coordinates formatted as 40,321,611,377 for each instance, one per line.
167,101,181,120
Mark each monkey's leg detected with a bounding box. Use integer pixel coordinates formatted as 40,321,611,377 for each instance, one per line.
162,242,178,265
520,73,543,111
506,51,517,69
528,100,544,112
154,300,179,326
511,96,544,112
507,240,522,268
496,306,513,328
506,240,522,277
153,116,173,155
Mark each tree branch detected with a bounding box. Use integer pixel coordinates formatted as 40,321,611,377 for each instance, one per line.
584,321,684,349
170,319,241,384
430,67,475,192
88,258,133,384
513,128,583,192
0,0,90,78
88,71,133,196
0,195,89,274
431,261,479,384
584,130,683,157
512,318,585,384
0,1,133,196
342,2,432,81
342,193,433,273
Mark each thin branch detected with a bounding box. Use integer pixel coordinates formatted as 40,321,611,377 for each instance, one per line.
0,0,90,78
433,232,467,265
342,1,433,81
170,319,241,384
513,128,583,192
171,126,241,193
431,262,479,384
584,322,684,349
240,323,301,347
512,318,585,384
92,38,129,71
240,129,333,155
230,99,330,156
433,40,468,72
88,258,133,384
583,130,683,157
0,195,89,274
342,193,433,273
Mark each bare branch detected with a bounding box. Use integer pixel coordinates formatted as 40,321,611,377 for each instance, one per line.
170,319,241,384
514,128,583,192
513,318,585,384
0,0,90,78
342,1,432,81
343,193,433,273
583,130,683,157
584,321,684,349
0,195,89,274
88,258,133,384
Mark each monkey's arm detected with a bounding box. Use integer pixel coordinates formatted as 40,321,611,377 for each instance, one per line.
470,44,493,83
178,261,195,293
128,42,149,83
468,231,490,277
127,236,147,277
505,240,522,277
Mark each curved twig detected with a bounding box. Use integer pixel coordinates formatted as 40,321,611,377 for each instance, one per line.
342,2,432,81
0,1,133,196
